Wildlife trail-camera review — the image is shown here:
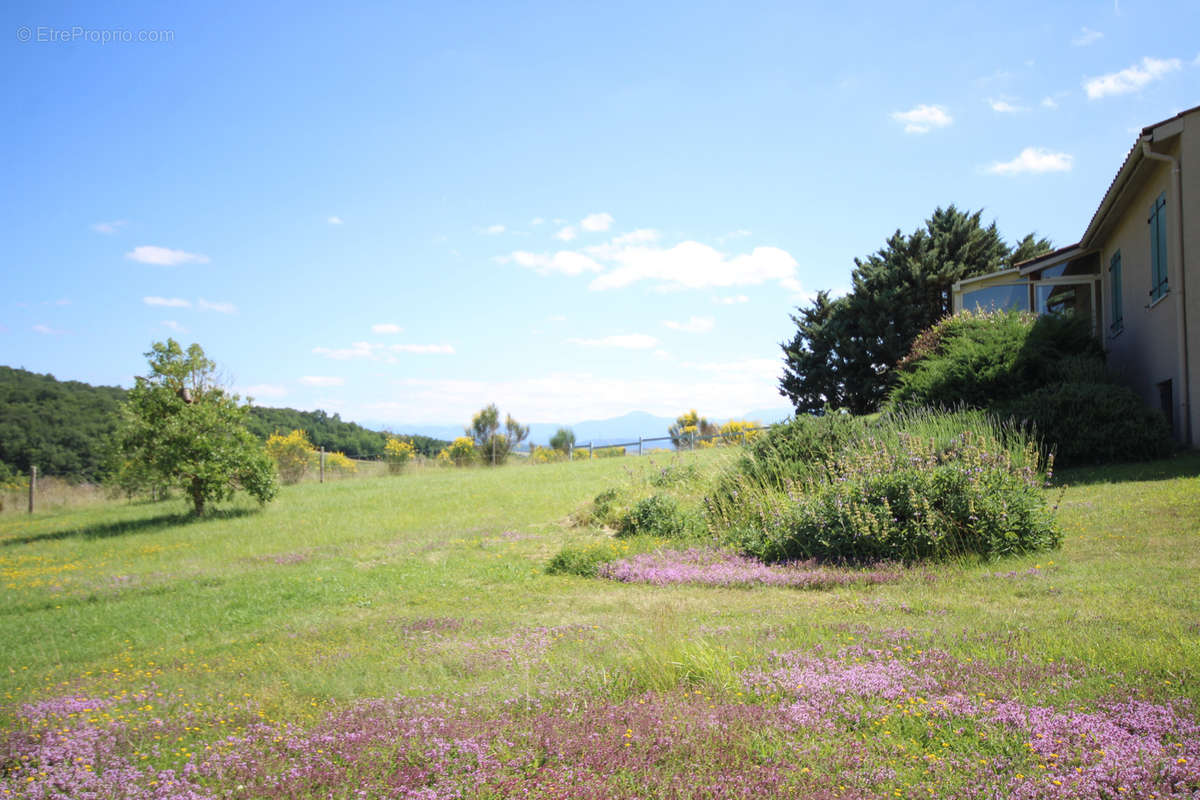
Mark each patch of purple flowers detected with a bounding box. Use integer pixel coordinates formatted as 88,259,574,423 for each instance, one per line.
598,547,904,589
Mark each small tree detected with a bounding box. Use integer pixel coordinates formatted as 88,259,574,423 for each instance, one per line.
668,409,718,449
466,404,528,465
265,429,316,485
549,427,575,454
384,436,416,474
115,340,277,515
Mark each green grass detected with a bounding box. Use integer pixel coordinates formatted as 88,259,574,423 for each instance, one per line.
2,448,1200,793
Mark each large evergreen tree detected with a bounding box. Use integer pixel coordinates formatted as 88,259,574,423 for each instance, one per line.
780,206,1051,414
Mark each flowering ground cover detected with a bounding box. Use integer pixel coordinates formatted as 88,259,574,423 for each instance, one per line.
2,450,1199,798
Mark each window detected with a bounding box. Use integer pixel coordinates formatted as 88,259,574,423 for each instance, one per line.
1109,250,1123,333
961,284,1029,313
1149,192,1169,301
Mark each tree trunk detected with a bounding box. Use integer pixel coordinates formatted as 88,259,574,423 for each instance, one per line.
190,477,205,515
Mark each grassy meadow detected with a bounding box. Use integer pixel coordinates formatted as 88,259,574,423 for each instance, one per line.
2,448,1200,798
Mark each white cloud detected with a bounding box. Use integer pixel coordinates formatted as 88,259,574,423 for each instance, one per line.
1072,27,1104,46
662,316,715,333
197,298,237,314
588,241,799,292
313,341,454,361
715,294,749,305
1041,96,1059,109
327,216,344,225
143,296,191,308
610,228,660,246
554,225,577,242
566,333,659,349
300,376,344,387
531,217,545,226
580,212,614,232
126,245,210,266
504,250,604,276
1084,57,1182,99
988,98,1026,113
371,323,403,334
891,104,952,133
985,147,1074,175
91,220,126,234
242,384,288,399
162,320,188,333
483,224,506,235
715,229,751,243
32,323,66,335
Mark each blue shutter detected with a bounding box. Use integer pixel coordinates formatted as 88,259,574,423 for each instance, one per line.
1150,193,1168,300
1110,250,1123,332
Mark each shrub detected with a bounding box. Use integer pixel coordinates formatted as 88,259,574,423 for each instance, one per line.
648,462,699,488
384,437,416,474
617,495,696,539
1002,382,1173,465
719,420,762,446
594,445,626,458
729,426,1059,564
529,445,566,464
324,451,357,475
440,436,477,467
545,540,630,577
265,429,316,485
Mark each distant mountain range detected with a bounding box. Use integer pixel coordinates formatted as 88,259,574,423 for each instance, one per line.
365,407,794,450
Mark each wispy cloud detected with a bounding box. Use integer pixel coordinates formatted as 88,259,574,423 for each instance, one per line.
300,376,344,387
891,104,952,133
580,212,614,232
242,384,288,399
1072,27,1104,46
589,241,799,292
32,323,67,335
566,333,659,349
501,250,603,276
143,296,191,308
91,220,127,235
662,316,715,333
371,323,403,334
162,320,188,333
482,223,506,235
715,229,751,243
553,225,577,242
197,298,237,314
327,216,344,225
611,229,659,246
530,217,545,226
1084,57,1182,99
988,98,1026,113
126,245,210,266
1041,96,1060,109
715,294,749,305
313,341,454,361
985,147,1074,175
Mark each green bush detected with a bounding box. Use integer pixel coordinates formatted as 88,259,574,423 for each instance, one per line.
730,426,1059,564
545,542,620,577
1003,382,1174,465
648,462,700,488
617,495,695,539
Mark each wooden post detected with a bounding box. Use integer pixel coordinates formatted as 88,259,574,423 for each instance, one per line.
319,447,325,483
690,431,695,451
588,442,593,459
568,444,573,461
28,466,36,514
638,436,643,456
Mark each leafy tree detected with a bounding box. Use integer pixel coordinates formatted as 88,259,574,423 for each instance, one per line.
466,404,528,465
668,409,718,449
114,340,278,514
549,427,576,454
780,206,1052,414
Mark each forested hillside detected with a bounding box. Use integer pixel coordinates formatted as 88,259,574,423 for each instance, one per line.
0,366,446,479
0,366,125,480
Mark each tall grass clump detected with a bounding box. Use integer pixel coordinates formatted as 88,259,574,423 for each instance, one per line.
713,410,1060,564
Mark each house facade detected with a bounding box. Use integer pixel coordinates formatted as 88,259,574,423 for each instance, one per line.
952,104,1199,448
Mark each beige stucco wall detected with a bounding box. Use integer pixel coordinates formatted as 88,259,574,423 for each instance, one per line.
1181,114,1200,447
1098,144,1184,439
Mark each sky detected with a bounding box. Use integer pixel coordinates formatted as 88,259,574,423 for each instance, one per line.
2,1,1198,430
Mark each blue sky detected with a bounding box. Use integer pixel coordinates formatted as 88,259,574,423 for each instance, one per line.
2,1,1198,429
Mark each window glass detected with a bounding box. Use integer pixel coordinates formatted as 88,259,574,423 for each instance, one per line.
962,284,1028,313
1037,252,1099,279
1036,282,1094,322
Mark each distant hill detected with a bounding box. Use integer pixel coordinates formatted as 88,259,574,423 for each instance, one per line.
0,366,126,480
0,366,449,479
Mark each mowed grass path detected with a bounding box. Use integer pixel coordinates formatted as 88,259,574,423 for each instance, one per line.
2,450,1199,796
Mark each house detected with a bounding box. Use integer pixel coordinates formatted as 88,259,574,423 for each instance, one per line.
952,104,1199,448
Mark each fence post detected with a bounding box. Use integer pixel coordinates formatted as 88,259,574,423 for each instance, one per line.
568,444,573,461
690,432,695,451
28,465,36,514
320,447,325,483
638,436,643,456
588,442,593,459
742,430,748,447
